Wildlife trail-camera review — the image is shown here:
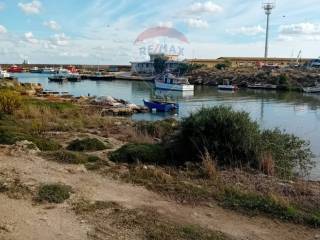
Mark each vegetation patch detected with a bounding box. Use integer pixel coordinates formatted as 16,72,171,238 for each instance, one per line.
44,150,101,165
0,90,21,115
66,138,110,152
73,199,228,240
135,118,179,140
221,187,320,227
37,183,72,204
109,143,168,165
170,106,314,179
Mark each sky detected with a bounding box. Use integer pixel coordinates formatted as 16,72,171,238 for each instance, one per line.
0,0,320,64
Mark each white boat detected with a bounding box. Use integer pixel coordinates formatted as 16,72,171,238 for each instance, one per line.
0,69,10,78
247,83,277,90
155,72,194,91
42,67,56,74
303,82,320,93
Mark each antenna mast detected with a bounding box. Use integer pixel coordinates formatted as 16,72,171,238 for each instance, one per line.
262,1,275,59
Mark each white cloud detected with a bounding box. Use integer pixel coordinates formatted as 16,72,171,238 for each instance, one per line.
185,1,222,15
24,32,38,44
158,21,173,28
43,20,60,31
279,22,320,35
0,25,7,34
18,1,42,15
185,18,209,29
227,25,265,36
51,33,69,46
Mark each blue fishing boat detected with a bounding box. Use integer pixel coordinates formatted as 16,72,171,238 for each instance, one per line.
143,100,179,112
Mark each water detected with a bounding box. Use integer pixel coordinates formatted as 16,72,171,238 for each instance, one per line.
14,73,320,179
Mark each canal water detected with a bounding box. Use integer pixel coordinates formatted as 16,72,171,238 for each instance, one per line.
14,73,320,179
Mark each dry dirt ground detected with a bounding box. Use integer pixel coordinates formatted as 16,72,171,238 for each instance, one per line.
0,143,319,240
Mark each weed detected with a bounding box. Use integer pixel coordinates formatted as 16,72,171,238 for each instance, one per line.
37,183,72,203
44,150,101,165
109,143,168,165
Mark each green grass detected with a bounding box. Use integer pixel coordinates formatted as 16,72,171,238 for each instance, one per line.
66,138,110,152
24,99,77,111
221,187,320,228
37,183,72,203
109,143,168,165
0,127,61,151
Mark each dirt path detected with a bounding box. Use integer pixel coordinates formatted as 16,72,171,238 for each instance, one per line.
0,146,319,240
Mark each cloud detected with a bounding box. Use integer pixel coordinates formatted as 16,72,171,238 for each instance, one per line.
185,18,209,29
18,1,42,15
43,20,60,31
278,22,320,41
50,33,69,46
227,25,265,36
158,21,173,28
279,22,320,35
24,32,39,44
0,25,7,34
185,1,222,15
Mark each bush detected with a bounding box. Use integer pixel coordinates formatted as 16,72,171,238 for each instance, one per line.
67,138,109,151
215,60,231,70
37,183,72,203
109,143,168,164
172,106,261,168
0,90,21,114
261,129,314,179
170,106,314,179
45,150,101,165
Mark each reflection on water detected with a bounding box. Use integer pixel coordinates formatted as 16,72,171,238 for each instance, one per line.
15,73,320,179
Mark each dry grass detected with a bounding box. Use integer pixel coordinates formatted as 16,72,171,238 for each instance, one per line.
200,149,219,181
260,152,275,176
72,199,229,240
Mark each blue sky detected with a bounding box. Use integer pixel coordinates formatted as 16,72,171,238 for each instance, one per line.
0,0,319,64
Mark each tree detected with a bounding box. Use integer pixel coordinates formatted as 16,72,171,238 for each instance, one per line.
216,60,232,70
153,57,168,74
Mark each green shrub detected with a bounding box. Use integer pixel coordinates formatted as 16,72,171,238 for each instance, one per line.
37,183,72,203
45,150,101,165
67,138,109,151
0,90,21,114
109,143,168,164
172,106,261,168
261,129,314,179
31,138,62,151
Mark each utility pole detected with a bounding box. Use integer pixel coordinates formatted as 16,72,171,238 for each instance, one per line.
263,1,275,59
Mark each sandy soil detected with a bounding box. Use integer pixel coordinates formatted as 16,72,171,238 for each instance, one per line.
0,144,319,240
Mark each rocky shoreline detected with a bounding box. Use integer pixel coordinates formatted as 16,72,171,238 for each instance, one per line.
189,67,320,91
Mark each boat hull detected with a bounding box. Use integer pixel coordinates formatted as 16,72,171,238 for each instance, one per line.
218,85,238,91
155,81,194,91
143,100,178,112
303,87,320,93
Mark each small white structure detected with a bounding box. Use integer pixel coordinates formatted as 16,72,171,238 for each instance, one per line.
0,68,10,78
131,53,182,74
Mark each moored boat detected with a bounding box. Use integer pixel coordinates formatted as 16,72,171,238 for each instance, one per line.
0,68,11,78
303,82,320,93
218,79,238,91
155,72,194,91
8,65,23,73
42,67,56,74
29,67,42,73
143,99,179,112
247,83,277,90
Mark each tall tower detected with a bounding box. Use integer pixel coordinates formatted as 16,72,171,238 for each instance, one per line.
263,1,275,58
